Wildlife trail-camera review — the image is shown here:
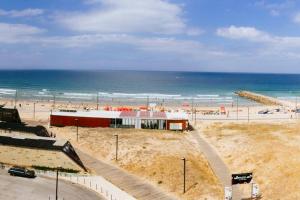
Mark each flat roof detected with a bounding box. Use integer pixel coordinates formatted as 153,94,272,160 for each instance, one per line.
52,110,121,119
51,110,188,120
166,112,189,120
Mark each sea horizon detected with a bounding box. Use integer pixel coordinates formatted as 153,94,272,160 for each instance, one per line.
0,70,299,106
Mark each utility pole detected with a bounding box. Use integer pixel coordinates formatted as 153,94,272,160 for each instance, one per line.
33,102,36,120
181,157,186,194
55,167,59,200
75,119,79,142
191,98,194,121
14,89,17,108
147,96,149,110
53,93,56,109
114,134,119,161
236,95,239,120
96,93,99,110
296,96,298,119
247,106,250,123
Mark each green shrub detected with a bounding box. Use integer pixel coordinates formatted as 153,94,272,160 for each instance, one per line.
32,165,80,173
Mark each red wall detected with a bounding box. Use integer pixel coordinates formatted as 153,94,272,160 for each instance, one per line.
50,115,111,128
166,120,188,131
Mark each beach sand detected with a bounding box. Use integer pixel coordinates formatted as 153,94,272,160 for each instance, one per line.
198,121,300,199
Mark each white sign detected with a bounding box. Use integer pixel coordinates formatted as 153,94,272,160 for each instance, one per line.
224,186,232,200
251,183,260,198
169,123,182,130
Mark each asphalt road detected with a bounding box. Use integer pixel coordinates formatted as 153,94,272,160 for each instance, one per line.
0,170,104,200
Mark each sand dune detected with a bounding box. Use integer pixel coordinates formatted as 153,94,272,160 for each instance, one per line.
50,126,223,200
199,121,300,199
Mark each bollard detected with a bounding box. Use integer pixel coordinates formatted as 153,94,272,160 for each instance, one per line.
90,180,91,188
96,184,98,190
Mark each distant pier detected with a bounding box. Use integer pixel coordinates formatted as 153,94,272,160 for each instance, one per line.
236,91,293,107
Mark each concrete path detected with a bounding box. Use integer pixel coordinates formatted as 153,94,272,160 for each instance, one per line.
76,149,178,200
191,129,243,200
0,169,103,200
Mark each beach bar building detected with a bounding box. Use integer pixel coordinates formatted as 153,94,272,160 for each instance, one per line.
50,110,188,131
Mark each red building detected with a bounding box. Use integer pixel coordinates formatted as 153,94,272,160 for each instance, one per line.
50,110,188,131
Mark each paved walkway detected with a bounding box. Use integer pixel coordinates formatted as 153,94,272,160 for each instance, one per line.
76,149,178,200
0,169,104,200
191,129,243,200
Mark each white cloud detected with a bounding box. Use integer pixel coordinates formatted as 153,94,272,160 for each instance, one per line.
216,25,300,60
216,25,272,42
255,0,295,16
0,8,44,17
0,23,45,43
294,12,300,23
56,0,201,35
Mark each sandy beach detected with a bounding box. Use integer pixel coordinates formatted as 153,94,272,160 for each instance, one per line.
2,95,300,199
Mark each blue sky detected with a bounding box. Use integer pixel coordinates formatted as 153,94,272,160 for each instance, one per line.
1,0,300,73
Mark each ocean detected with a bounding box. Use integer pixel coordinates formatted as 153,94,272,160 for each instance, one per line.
0,70,300,106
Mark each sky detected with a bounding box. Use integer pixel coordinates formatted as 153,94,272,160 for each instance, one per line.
1,0,300,73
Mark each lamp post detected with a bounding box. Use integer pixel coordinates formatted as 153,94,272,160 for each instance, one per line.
14,89,17,108
55,167,60,200
53,93,56,109
33,102,36,120
75,119,79,142
296,96,298,119
247,106,249,123
147,96,149,110
96,93,99,110
191,98,194,121
114,134,119,161
236,95,239,120
181,157,186,194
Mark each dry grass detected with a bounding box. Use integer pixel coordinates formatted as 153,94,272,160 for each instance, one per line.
51,127,223,200
201,121,300,200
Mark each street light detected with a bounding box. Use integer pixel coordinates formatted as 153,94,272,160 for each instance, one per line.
33,102,36,120
75,119,79,142
55,166,61,200
236,95,239,120
181,157,186,194
114,134,119,161
14,89,17,108
53,93,56,109
247,106,250,123
96,93,99,110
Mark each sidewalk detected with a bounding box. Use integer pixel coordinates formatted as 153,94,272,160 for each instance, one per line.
76,149,178,200
191,129,243,200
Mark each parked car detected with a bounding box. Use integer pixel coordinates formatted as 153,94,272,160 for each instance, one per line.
8,167,35,178
258,109,269,114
